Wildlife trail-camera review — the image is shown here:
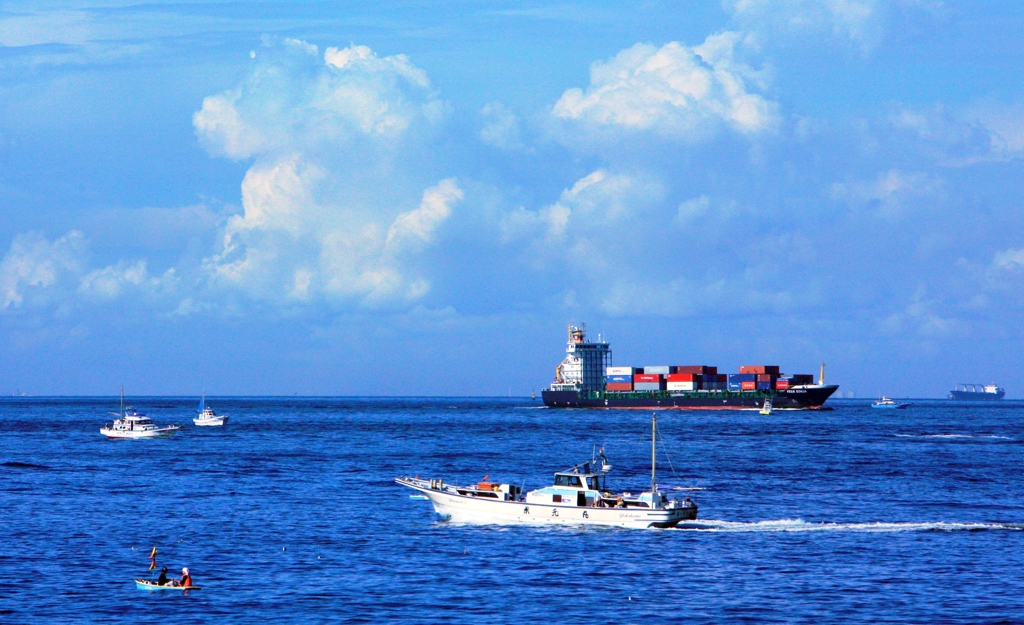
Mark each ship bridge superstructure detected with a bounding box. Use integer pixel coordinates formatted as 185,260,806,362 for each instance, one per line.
550,323,611,392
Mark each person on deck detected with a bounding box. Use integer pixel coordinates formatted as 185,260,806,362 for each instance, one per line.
157,567,170,586
180,567,192,587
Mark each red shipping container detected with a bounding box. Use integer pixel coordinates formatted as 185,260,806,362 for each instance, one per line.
756,374,775,382
741,381,756,390
776,380,789,390
672,366,715,375
606,383,633,391
718,374,727,382
739,365,781,375
667,373,697,382
634,374,661,382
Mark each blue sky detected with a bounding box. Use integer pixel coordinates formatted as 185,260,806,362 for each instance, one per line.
2,1,1024,397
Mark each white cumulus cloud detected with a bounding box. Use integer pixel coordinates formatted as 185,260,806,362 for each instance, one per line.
194,40,444,161
78,260,157,299
0,231,172,310
0,231,87,308
551,33,778,141
723,0,942,51
502,170,659,244
387,179,463,253
992,248,1024,272
194,40,459,307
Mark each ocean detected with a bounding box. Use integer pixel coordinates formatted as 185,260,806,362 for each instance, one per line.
2,397,1022,623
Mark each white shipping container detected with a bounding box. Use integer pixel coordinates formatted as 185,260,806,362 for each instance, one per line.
644,366,671,374
606,366,634,375
667,382,697,391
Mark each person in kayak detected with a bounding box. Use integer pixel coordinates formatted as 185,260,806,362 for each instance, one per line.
157,567,170,586
179,567,192,587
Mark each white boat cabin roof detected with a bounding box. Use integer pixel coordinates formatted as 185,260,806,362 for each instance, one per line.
119,410,154,423
550,470,607,492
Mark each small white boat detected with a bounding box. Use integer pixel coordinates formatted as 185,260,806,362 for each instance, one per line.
193,394,228,426
397,414,698,529
135,579,201,591
101,388,180,439
759,397,773,415
872,396,911,409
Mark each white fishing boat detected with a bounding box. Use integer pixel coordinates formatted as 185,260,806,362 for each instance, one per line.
193,394,228,426
396,414,698,529
100,388,180,439
760,397,773,415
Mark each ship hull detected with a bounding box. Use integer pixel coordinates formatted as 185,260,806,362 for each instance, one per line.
948,390,1005,401
542,385,838,410
397,478,696,529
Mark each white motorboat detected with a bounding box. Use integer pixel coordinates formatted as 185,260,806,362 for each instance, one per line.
193,394,228,426
100,388,180,439
759,397,773,415
397,414,698,529
871,396,911,409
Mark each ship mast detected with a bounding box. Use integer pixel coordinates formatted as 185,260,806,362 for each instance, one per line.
651,413,657,505
818,361,825,385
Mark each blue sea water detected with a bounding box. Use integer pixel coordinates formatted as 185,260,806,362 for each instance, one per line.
2,397,1023,623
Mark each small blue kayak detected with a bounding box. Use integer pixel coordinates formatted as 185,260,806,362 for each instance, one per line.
135,579,201,591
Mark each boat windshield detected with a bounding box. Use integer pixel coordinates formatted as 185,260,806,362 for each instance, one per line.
554,474,582,487
586,476,604,490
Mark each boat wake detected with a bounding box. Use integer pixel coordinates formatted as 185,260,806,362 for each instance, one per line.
674,519,1023,533
894,434,1012,440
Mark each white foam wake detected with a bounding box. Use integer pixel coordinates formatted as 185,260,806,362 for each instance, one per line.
674,519,1022,533
894,434,1012,440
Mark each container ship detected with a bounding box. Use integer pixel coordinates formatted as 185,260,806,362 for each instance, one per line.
948,383,1005,401
541,324,838,410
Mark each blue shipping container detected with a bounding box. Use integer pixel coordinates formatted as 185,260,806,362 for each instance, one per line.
728,373,757,383
606,375,632,383
757,381,772,390
728,382,742,391
643,366,671,375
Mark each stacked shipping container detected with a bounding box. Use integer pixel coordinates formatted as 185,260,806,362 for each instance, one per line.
666,372,698,391
606,366,636,390
606,365,813,393
633,373,665,391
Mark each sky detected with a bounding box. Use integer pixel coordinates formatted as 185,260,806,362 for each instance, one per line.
1,0,1024,397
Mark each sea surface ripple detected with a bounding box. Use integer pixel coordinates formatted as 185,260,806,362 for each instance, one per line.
1,397,1023,623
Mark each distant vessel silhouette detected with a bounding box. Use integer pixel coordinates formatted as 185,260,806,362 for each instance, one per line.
949,384,1005,401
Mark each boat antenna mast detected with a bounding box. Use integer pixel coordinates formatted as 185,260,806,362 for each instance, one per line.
818,361,825,385
651,413,657,502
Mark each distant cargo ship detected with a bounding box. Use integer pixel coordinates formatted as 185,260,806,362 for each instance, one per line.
948,383,1005,401
541,324,839,410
